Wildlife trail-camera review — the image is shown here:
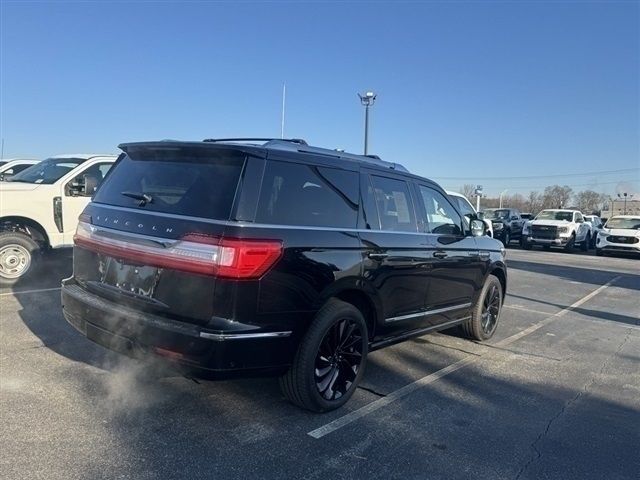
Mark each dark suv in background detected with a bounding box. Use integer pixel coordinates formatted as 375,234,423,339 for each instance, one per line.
482,208,525,246
61,138,507,412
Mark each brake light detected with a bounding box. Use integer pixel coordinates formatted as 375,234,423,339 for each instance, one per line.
73,221,283,279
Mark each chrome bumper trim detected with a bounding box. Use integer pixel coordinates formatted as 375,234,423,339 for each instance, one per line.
199,331,292,341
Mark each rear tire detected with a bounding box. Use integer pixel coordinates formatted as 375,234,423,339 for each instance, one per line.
280,299,368,412
0,232,39,286
461,274,503,341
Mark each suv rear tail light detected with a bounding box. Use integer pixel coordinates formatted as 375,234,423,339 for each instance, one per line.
73,221,282,279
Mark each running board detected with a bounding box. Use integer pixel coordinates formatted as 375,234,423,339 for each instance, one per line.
369,317,471,351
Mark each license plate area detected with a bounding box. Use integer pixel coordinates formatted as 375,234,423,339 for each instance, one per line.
101,257,160,298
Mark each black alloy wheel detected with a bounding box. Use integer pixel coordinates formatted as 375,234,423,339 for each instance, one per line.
480,283,501,336
280,299,369,412
461,274,503,341
315,318,364,401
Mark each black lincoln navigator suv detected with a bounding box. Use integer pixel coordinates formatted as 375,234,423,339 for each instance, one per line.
61,138,507,412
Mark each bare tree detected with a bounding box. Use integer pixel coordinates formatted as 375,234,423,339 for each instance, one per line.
542,185,573,209
526,191,543,214
458,184,476,202
574,190,607,213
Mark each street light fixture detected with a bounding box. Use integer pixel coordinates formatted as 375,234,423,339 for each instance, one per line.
358,91,377,155
617,192,634,215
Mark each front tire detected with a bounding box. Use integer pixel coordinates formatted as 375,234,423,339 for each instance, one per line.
502,230,511,247
280,299,368,412
564,234,576,251
581,234,590,252
0,232,39,286
596,248,604,257
461,274,503,341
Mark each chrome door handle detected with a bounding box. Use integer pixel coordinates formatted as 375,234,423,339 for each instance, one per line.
368,252,389,260
433,251,448,259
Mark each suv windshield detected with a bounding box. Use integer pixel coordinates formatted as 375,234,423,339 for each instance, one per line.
93,147,245,220
9,158,84,184
604,217,640,230
484,209,509,220
535,210,573,221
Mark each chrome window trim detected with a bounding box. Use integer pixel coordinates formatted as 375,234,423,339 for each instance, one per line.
199,331,292,341
385,302,472,323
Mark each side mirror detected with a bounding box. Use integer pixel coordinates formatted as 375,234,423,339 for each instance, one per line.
470,219,485,237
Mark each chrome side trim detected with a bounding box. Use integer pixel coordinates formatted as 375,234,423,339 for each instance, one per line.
199,331,292,341
385,302,473,323
92,203,428,236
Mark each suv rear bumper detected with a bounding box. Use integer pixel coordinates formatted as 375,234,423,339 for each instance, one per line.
61,279,294,378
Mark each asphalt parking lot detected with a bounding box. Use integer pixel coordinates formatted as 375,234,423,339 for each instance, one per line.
1,247,639,480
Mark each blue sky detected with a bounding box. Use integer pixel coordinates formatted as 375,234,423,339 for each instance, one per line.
1,0,638,196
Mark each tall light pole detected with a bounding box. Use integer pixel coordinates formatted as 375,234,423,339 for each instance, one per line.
499,189,509,209
358,91,376,155
618,192,634,215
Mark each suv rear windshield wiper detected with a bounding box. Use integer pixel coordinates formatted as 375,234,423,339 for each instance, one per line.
121,191,153,206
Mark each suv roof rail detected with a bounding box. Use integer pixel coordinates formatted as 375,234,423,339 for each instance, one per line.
203,137,308,145
200,137,408,173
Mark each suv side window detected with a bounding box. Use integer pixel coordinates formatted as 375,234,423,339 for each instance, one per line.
575,212,584,223
418,185,463,235
256,161,358,228
369,175,417,232
66,162,113,197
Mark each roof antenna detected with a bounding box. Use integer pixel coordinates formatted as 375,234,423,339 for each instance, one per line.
281,83,286,139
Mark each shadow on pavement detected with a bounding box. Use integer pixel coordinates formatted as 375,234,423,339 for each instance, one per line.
508,258,640,291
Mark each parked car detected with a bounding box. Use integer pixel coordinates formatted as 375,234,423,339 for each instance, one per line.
521,209,591,251
0,154,117,284
583,215,603,248
482,208,525,247
0,159,39,181
446,190,493,237
61,138,507,412
595,215,640,257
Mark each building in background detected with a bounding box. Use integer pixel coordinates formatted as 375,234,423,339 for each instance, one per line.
601,198,640,219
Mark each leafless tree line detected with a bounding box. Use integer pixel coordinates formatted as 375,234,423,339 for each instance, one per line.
458,184,608,214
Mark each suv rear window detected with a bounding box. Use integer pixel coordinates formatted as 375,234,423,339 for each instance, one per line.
256,161,358,228
93,148,245,220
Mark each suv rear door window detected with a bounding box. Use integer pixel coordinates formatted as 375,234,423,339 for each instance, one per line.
256,161,358,228
369,175,417,232
93,148,245,220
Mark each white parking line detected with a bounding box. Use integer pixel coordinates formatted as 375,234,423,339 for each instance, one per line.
0,287,61,297
307,275,621,439
504,304,552,315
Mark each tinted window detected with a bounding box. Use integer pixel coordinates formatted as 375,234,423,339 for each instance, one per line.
256,161,358,228
9,157,85,184
453,196,475,217
8,164,33,175
418,186,463,235
369,176,417,232
94,148,245,220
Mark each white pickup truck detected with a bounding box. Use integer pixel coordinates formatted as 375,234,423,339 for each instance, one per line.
0,154,117,284
521,209,591,251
